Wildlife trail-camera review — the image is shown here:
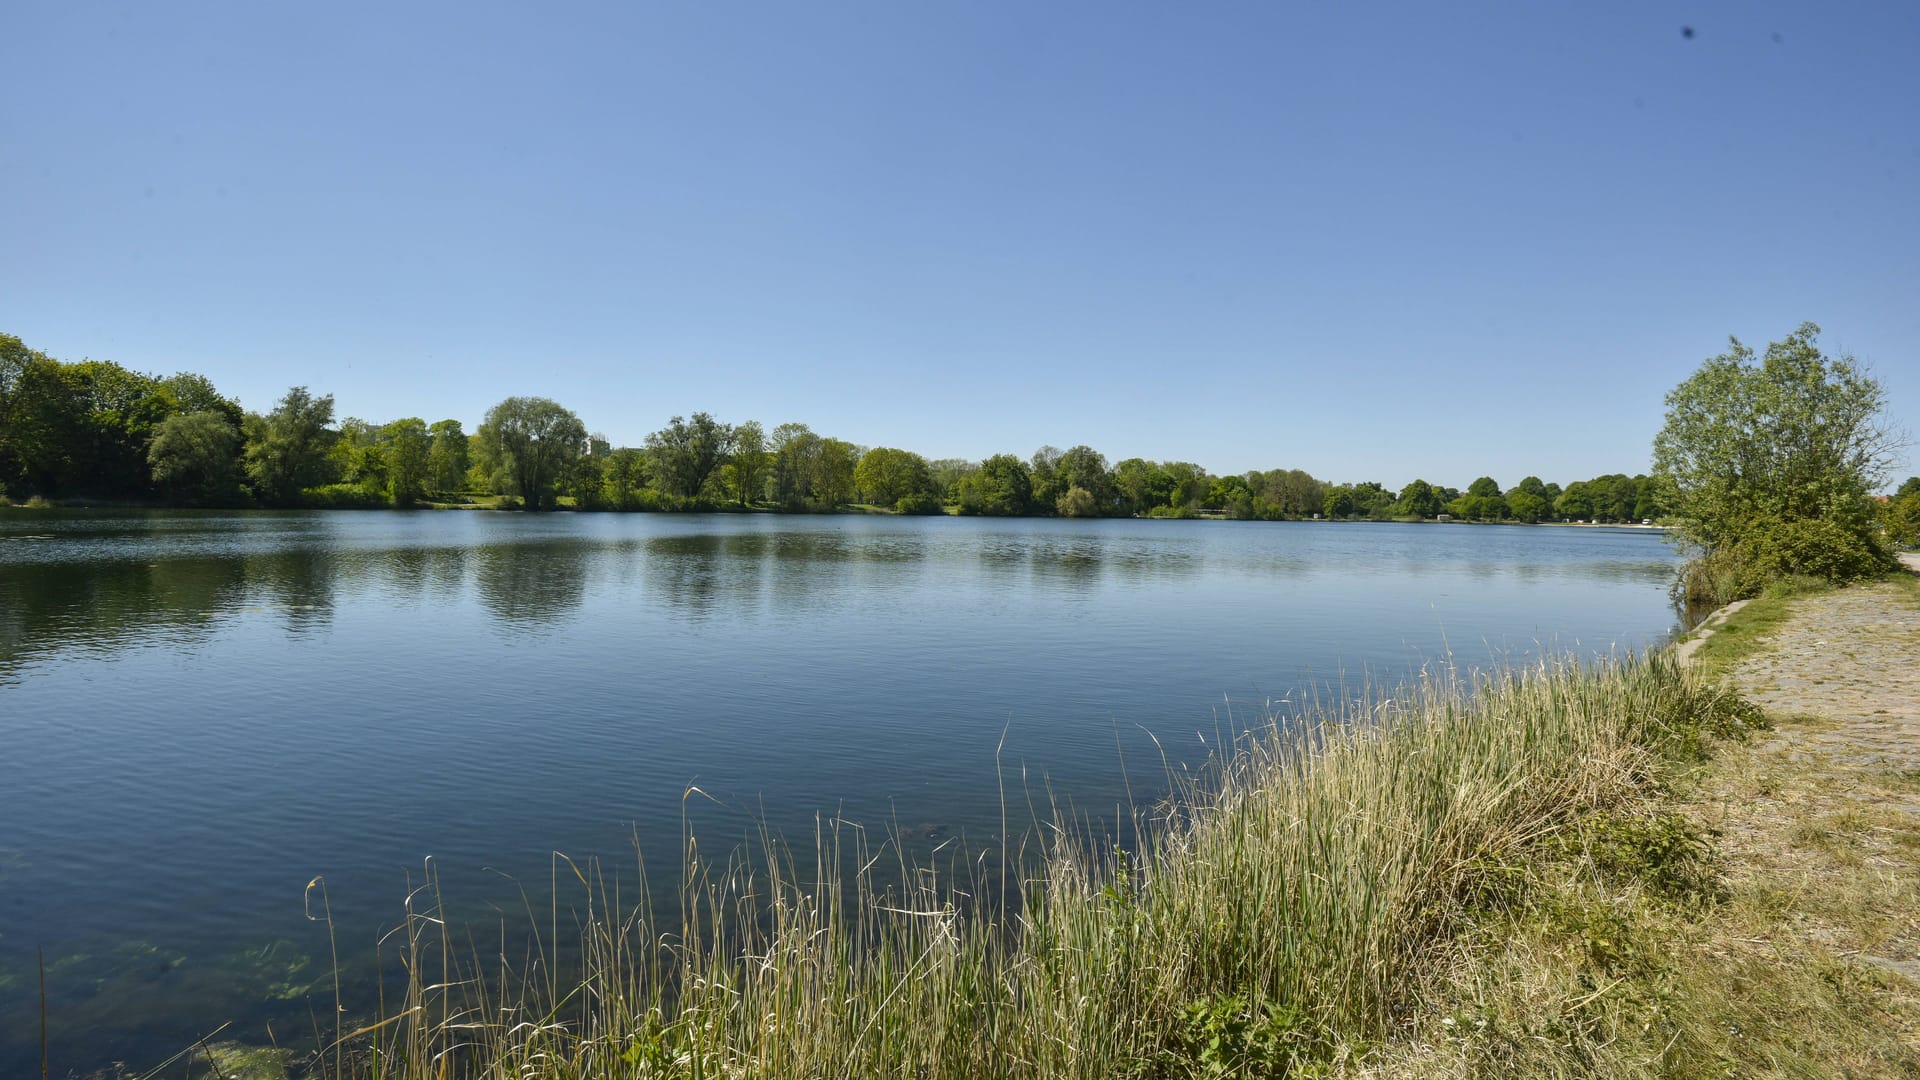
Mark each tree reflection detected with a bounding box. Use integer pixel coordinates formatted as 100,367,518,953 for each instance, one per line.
475,540,589,631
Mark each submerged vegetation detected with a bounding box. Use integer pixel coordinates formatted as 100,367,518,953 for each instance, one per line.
190,651,1885,1079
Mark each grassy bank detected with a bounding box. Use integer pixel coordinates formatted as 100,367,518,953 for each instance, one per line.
221,650,1837,1080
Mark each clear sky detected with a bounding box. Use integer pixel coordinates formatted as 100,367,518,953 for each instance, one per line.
4,1,1915,490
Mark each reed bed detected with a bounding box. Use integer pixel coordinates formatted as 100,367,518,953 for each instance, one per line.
299,652,1727,1079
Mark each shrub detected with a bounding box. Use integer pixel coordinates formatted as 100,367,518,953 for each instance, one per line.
300,483,390,509
1056,485,1099,518
895,492,943,515
1680,517,1895,606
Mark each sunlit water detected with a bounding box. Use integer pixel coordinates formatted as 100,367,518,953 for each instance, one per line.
0,510,1680,1072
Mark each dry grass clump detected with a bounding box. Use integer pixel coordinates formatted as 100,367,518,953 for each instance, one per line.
271,654,1835,1079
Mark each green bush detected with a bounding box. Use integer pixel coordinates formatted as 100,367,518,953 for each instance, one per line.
300,483,390,509
895,492,943,515
1681,517,1894,605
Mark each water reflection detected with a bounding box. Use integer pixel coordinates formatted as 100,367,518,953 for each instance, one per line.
0,512,1686,1077
475,539,591,631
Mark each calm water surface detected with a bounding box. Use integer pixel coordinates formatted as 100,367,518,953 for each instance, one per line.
0,510,1679,1072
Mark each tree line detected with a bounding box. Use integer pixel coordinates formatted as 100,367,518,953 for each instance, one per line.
3,329,1674,522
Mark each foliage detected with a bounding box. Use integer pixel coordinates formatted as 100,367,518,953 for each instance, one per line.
599,447,650,510
956,453,1032,516
426,419,469,493
1505,490,1548,523
1395,478,1441,519
1165,995,1327,1078
855,446,935,507
380,418,431,505
147,409,244,505
2,325,1679,521
475,396,587,512
645,412,731,499
1654,323,1900,586
1679,516,1895,606
1055,484,1099,518
244,387,338,506
299,482,391,509
726,419,767,506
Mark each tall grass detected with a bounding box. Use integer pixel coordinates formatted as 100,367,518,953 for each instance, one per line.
301,653,1723,1079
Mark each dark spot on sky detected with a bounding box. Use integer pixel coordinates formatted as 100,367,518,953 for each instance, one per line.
1681,26,1695,39
1771,32,1783,44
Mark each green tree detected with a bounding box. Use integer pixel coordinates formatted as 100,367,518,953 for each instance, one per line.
1028,446,1065,509
428,419,469,493
1896,476,1920,500
1506,490,1548,523
1555,481,1594,522
1510,476,1550,502
768,423,819,509
811,438,858,509
243,386,338,506
1056,445,1115,513
331,418,388,498
1056,484,1099,518
1395,479,1441,519
600,447,649,509
1654,322,1903,595
147,410,243,505
646,413,731,499
1322,486,1357,519
475,396,587,511
0,333,69,498
726,420,767,507
1114,457,1174,515
926,458,977,506
855,447,934,507
381,418,431,505
1208,474,1251,510
956,454,1031,516
1654,323,1901,548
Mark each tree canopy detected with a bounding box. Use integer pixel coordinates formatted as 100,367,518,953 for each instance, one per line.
1653,323,1899,548
1653,323,1903,600
476,397,587,511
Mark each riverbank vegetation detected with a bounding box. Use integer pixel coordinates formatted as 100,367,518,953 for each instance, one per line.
2,330,1662,522
193,653,1841,1080
1655,322,1913,607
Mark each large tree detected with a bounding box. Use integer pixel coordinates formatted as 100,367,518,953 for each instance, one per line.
1395,479,1441,519
148,410,243,505
381,417,431,505
726,420,767,507
243,386,338,505
855,447,934,508
1653,323,1900,548
956,454,1031,516
476,396,587,511
427,419,469,493
646,412,731,499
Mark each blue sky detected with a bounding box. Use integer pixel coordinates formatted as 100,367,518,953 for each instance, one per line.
4,1,1915,489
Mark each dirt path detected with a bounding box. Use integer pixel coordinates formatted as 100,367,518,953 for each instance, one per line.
1729,554,1920,771
1704,553,1920,1005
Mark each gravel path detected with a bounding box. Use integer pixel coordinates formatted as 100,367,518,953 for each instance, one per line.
1717,552,1920,992
1730,554,1920,771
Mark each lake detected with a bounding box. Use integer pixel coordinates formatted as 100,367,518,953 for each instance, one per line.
0,510,1680,1073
